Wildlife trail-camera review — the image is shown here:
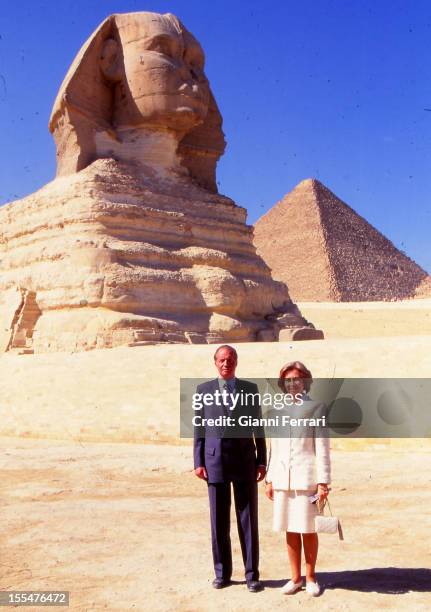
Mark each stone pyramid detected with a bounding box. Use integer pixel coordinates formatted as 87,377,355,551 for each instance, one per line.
254,178,429,302
414,276,431,298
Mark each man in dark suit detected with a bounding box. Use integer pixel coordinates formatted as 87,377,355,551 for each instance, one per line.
193,345,266,592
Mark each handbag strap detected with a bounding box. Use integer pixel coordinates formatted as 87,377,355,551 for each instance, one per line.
317,496,333,516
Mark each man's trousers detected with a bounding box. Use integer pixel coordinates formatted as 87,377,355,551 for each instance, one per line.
207,479,259,581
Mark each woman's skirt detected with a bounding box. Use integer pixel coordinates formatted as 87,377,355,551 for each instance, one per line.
272,489,318,533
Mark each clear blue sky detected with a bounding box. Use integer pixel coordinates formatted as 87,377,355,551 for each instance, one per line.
1,0,430,271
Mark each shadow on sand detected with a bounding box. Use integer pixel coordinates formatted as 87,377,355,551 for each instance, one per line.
263,567,431,594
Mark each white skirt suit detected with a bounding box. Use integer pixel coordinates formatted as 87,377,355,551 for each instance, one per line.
265,396,331,533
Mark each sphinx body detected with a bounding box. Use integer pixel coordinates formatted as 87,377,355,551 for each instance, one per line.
0,12,322,353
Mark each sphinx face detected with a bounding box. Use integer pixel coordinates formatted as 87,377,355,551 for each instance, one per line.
50,11,224,185
109,13,210,132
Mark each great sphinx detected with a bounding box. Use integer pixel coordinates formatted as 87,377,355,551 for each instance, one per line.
0,12,322,353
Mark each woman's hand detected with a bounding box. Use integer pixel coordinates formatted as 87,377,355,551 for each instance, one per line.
265,482,274,501
317,483,329,502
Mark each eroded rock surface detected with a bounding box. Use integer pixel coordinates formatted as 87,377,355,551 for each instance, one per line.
0,12,321,353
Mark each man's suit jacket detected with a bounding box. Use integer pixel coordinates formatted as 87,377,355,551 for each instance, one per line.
193,378,266,483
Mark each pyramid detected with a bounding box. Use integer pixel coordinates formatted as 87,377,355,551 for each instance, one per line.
415,276,431,299
254,178,429,302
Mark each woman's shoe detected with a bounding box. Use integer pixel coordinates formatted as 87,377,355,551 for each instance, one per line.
305,580,321,596
281,579,303,594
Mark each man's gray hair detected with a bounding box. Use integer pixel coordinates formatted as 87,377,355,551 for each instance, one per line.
213,345,238,361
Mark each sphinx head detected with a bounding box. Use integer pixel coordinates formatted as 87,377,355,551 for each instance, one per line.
49,12,225,191
101,12,209,130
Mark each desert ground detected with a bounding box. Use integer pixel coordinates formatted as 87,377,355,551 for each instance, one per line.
1,439,431,612
1,299,431,610
297,298,431,338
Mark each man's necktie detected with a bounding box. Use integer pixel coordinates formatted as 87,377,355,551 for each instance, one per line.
222,381,234,416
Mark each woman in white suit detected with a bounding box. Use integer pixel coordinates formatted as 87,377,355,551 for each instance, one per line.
265,361,331,597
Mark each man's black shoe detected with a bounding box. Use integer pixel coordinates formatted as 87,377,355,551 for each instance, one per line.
247,580,263,592
212,578,231,589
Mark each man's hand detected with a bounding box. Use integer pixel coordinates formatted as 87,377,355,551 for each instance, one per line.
194,467,208,480
256,465,266,482
265,482,274,501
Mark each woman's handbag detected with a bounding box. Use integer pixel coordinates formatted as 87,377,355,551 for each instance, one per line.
315,498,344,540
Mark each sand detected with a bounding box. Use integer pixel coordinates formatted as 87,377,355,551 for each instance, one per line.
1,334,431,444
297,298,431,338
1,300,431,610
1,439,431,611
